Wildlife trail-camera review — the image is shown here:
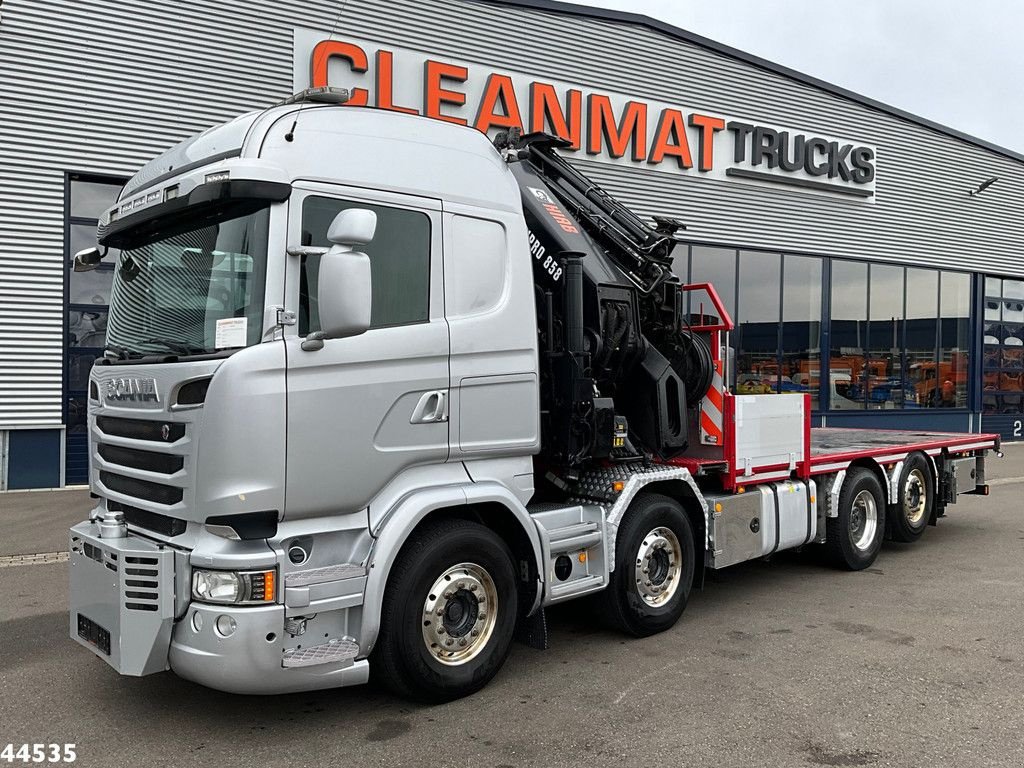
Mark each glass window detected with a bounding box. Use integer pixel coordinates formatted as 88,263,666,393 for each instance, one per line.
300,197,431,335
905,268,939,407
70,179,121,220
69,308,108,348
671,246,689,286
736,251,781,394
829,260,868,409
938,272,971,408
867,264,905,409
69,266,114,306
106,206,270,356
689,246,736,324
67,351,98,391
782,255,822,408
66,395,89,434
984,277,1024,415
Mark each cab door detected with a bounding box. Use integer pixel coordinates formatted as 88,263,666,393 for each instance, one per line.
282,183,448,519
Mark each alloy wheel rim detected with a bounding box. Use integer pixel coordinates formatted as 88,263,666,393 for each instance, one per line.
634,526,683,607
903,468,927,526
421,562,498,666
850,489,878,551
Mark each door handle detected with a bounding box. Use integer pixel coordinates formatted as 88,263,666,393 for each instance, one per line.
411,390,448,424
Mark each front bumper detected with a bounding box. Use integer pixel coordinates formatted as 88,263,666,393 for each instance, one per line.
169,604,368,695
69,521,370,694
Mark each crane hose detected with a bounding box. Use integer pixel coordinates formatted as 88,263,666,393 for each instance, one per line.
674,330,715,401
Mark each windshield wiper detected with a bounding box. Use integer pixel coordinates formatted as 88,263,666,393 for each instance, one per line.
104,343,137,360
139,337,208,356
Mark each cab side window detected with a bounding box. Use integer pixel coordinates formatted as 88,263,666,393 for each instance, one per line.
299,197,431,335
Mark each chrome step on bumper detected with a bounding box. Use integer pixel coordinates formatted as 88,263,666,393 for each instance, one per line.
282,637,359,668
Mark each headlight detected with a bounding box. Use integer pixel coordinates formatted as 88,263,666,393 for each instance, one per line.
191,568,276,605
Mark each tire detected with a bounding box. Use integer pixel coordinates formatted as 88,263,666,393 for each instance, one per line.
371,518,518,702
597,492,696,637
825,467,886,570
889,453,934,543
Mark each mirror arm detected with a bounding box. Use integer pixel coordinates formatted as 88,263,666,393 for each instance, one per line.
287,245,329,258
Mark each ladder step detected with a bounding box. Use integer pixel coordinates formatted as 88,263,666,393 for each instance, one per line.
281,638,359,668
548,522,601,553
547,574,605,600
548,521,598,543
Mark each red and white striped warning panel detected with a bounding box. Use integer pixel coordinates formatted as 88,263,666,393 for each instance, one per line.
700,361,724,445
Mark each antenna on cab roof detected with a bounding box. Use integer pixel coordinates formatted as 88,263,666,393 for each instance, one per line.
283,0,352,143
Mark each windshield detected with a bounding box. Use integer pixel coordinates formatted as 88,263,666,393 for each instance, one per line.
105,206,270,358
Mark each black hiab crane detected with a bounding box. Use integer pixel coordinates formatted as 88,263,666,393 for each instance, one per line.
495,129,715,473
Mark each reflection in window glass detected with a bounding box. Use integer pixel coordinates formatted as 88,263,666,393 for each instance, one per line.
66,395,89,434
689,246,736,324
69,309,108,348
69,266,114,306
70,224,120,265
736,251,780,394
983,276,1024,415
829,260,868,409
71,179,122,220
671,247,689,286
782,255,822,408
67,351,98,391
938,272,971,408
867,264,905,409
905,268,939,408
300,197,431,335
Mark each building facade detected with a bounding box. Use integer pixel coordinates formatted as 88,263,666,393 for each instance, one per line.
1,0,1022,489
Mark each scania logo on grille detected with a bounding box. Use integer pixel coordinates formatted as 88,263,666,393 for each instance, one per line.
105,377,159,403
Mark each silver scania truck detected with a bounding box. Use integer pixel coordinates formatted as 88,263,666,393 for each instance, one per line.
69,88,998,701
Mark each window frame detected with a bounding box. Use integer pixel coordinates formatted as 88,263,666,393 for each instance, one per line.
285,182,445,341
63,172,126,484
679,237,976,414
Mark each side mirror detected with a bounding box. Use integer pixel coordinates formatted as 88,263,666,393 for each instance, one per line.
327,207,376,246
73,246,106,272
315,209,376,342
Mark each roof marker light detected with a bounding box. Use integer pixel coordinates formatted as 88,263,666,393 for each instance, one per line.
276,86,350,106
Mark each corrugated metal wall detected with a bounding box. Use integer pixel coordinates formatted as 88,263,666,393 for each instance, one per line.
1,0,1022,431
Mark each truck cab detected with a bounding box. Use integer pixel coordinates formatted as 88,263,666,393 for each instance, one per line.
72,93,543,696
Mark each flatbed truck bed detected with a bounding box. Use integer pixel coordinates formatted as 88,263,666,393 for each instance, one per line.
809,427,999,474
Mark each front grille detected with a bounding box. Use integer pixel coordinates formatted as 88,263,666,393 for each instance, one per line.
99,444,183,475
97,416,185,443
100,471,183,505
109,501,187,537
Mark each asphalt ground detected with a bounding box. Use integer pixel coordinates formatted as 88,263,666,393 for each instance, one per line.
2,448,1023,767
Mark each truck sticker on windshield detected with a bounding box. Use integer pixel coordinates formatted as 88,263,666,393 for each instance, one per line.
215,317,247,349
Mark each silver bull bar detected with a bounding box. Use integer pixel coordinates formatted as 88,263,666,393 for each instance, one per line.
69,521,176,676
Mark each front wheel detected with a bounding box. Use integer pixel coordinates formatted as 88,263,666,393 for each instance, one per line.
597,492,696,637
372,519,518,702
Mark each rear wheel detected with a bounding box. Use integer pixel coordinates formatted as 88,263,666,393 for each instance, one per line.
597,492,695,637
825,468,886,570
372,519,518,702
889,454,933,543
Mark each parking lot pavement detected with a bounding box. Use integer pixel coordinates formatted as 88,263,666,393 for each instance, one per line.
2,457,1023,768
0,488,93,557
